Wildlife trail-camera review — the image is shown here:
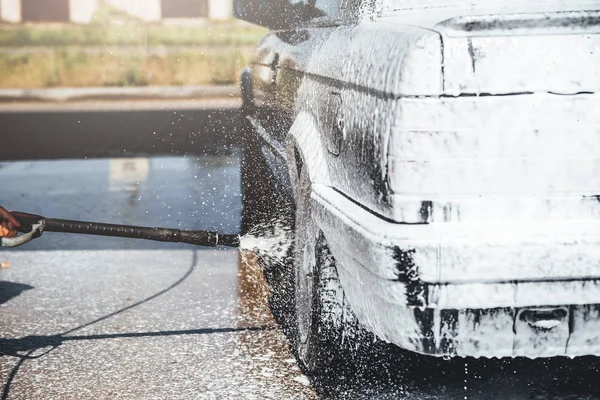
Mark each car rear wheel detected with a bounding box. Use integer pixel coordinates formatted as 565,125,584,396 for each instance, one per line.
293,165,367,377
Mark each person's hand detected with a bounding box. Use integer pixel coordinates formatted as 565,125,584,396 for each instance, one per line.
0,207,20,238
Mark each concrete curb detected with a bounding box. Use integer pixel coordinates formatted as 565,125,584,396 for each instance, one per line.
0,85,240,103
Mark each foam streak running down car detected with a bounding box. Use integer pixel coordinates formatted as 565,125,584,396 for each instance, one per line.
235,0,600,366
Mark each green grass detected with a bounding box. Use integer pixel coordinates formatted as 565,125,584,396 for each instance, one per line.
0,48,252,88
0,23,266,47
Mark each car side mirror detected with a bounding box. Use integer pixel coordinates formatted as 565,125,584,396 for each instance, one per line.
234,0,310,30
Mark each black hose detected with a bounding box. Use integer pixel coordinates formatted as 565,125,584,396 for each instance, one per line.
12,212,239,248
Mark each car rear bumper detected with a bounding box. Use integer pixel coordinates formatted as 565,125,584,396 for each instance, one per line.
311,184,600,357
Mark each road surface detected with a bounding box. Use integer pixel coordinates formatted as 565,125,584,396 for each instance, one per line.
1,103,600,399
0,155,315,399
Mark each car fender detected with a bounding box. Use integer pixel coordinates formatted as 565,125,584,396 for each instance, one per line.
286,111,332,204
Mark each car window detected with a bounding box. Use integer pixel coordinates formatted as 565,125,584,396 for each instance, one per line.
312,0,341,16
236,0,342,28
283,0,340,22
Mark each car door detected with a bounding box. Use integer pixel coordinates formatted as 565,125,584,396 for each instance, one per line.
249,0,344,194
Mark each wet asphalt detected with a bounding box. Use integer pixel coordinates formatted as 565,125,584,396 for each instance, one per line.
1,104,600,399
0,155,315,399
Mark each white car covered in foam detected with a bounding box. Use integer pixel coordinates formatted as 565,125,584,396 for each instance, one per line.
235,0,600,370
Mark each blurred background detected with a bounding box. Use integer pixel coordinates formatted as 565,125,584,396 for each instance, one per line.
0,0,265,88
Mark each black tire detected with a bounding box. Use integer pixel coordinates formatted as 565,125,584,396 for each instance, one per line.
300,232,357,375
292,164,375,378
300,232,425,389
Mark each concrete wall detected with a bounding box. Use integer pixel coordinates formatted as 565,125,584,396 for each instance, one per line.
0,0,21,22
105,0,161,22
208,0,232,20
21,0,69,22
0,0,97,23
108,0,231,21
0,0,231,23
70,0,98,24
161,0,208,18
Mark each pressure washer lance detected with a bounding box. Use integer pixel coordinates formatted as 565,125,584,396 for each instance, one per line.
0,211,240,249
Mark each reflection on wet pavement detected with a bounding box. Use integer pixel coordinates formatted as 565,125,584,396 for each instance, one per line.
0,156,315,399
0,156,242,250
